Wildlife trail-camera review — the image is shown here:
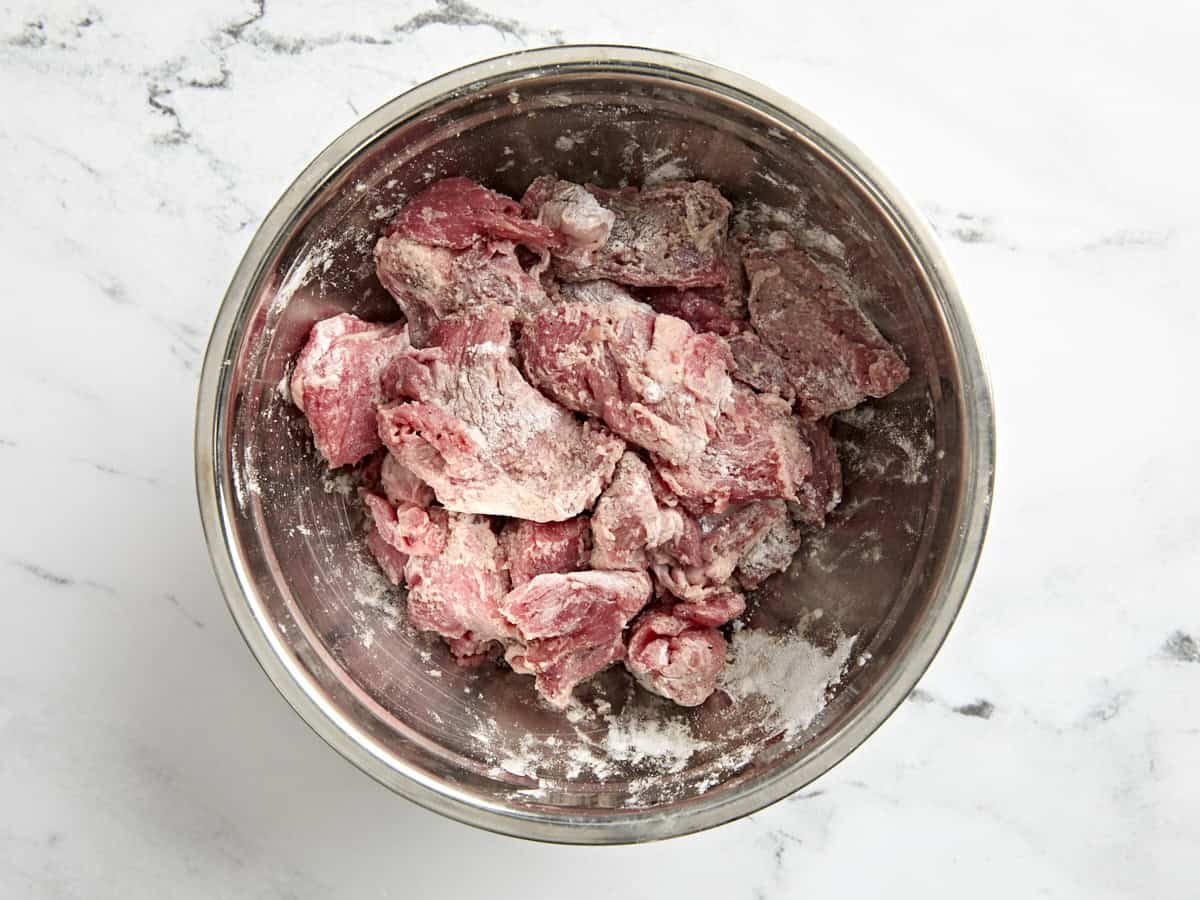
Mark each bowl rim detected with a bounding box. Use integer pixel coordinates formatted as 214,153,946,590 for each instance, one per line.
195,44,995,844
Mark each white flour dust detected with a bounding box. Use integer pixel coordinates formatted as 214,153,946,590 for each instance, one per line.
720,627,858,737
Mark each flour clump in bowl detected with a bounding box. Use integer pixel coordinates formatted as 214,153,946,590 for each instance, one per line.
287,174,909,710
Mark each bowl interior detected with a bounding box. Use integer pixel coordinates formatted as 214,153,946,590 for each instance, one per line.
210,52,979,839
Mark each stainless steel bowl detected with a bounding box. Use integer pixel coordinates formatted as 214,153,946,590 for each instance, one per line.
195,45,994,843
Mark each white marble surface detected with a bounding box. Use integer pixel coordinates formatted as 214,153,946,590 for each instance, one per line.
2,0,1198,896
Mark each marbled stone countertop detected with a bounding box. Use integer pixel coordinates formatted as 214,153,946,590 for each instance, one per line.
2,1,1196,896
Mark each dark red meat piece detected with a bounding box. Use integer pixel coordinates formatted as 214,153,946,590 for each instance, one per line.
744,233,909,419
375,236,549,346
519,301,733,464
387,176,557,251
548,180,733,288
655,385,810,515
640,288,740,336
377,305,625,522
499,517,592,587
727,331,795,402
500,570,653,708
290,314,412,467
590,452,691,571
791,418,843,526
403,512,515,664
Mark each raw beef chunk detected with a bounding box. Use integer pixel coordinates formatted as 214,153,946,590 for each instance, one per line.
290,314,412,467
736,515,803,588
500,570,652,708
550,278,649,309
790,418,843,526
520,175,615,263
625,607,728,707
499,517,591,587
380,454,435,508
375,237,548,346
360,490,448,557
366,528,409,586
727,331,794,401
548,180,733,288
744,233,909,419
590,452,689,571
387,176,557,251
403,513,515,664
377,305,625,522
656,385,810,514
652,500,787,600
519,301,733,464
640,287,740,336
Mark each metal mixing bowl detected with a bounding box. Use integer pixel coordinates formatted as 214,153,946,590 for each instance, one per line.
195,45,994,843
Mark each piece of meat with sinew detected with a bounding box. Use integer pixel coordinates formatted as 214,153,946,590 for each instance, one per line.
591,452,689,571
499,517,591,587
744,233,909,419
727,331,795,402
378,304,625,522
790,418,843,526
500,570,653,708
375,236,549,346
403,512,515,664
652,499,787,600
625,607,728,707
520,175,615,264
549,180,733,288
387,176,558,251
290,314,412,467
360,489,449,557
519,301,733,464
656,385,811,515
380,453,435,508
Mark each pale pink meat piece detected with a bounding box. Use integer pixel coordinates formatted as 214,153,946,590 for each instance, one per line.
520,175,615,264
590,452,689,571
548,180,733,288
366,528,409,586
500,570,652,708
652,500,788,600
375,236,549,346
380,453,435,508
290,314,412,467
727,331,795,402
744,233,909,419
499,517,591,587
791,418,843,526
519,301,733,464
377,305,625,522
655,385,811,515
673,585,746,628
387,176,557,251
403,512,515,664
360,490,448,557
625,607,728,707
